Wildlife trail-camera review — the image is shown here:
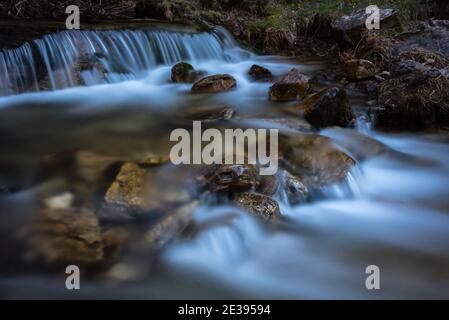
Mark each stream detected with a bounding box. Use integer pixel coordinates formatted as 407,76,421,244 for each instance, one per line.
0,23,449,299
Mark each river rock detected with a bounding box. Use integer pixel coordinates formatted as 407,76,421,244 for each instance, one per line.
322,128,393,162
248,64,272,81
233,192,281,221
20,207,104,266
332,8,401,45
101,162,192,221
268,68,311,101
191,74,237,93
171,62,203,83
137,153,170,166
394,20,449,59
73,150,124,198
257,174,279,196
279,133,355,189
344,59,376,81
303,87,354,128
186,106,235,122
282,171,308,205
196,163,260,194
144,201,198,251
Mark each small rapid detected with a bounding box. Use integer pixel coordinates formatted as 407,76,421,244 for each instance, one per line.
159,130,449,299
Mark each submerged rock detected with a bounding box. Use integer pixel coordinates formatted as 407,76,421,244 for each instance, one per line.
101,162,191,221
233,192,281,221
145,201,198,251
171,62,203,83
344,59,376,81
282,171,308,205
102,162,152,218
279,133,355,189
73,150,124,199
269,68,311,101
191,74,237,93
303,87,355,128
137,153,170,166
321,128,390,161
257,174,279,196
186,105,235,122
248,64,272,81
197,163,260,194
21,207,104,266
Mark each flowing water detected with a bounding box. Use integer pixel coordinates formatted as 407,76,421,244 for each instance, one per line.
0,24,449,299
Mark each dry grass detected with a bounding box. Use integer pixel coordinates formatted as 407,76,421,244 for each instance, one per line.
0,0,136,19
398,47,449,69
378,71,449,128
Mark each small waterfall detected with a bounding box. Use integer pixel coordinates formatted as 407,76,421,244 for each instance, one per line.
0,43,39,96
0,26,246,97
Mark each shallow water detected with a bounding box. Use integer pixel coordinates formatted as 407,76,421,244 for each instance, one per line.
0,25,449,299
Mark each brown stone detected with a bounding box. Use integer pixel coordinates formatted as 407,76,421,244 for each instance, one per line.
268,68,311,101
248,64,272,81
191,74,237,93
279,133,355,189
344,59,376,81
21,207,104,265
233,192,281,221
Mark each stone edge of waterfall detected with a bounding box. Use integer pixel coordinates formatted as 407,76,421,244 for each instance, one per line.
0,19,205,51
0,25,240,97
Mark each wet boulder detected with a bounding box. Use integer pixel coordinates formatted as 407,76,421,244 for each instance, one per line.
248,64,273,81
20,207,104,266
332,8,401,45
303,87,355,128
144,201,198,251
279,133,355,189
171,62,204,83
282,171,308,205
185,105,235,122
268,68,311,101
196,163,260,194
101,162,192,221
344,59,376,81
257,174,279,196
233,192,281,221
394,21,449,59
73,150,125,198
320,128,391,162
191,74,237,93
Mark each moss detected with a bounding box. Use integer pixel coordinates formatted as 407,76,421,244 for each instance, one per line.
246,2,298,32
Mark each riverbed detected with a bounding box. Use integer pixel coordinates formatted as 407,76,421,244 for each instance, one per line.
0,23,449,299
